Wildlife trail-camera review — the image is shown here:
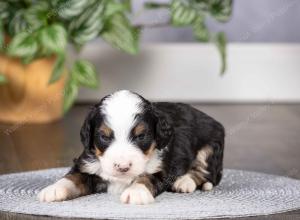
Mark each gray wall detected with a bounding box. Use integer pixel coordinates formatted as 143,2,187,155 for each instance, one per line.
132,0,300,42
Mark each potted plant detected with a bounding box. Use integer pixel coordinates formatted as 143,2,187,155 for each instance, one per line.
0,0,232,123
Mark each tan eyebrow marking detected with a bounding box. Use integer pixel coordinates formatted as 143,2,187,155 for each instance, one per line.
94,147,102,156
145,142,156,156
133,123,146,136
99,123,112,136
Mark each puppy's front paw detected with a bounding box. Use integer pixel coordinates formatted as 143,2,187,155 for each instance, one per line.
120,183,155,205
38,178,80,202
173,174,196,193
202,182,213,191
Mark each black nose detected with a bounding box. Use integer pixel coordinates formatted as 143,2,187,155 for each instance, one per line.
118,167,130,173
113,162,132,173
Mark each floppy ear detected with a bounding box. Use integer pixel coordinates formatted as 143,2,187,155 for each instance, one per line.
80,106,97,149
154,108,173,150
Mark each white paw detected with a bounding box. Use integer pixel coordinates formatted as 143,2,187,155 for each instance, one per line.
202,182,213,191
173,174,197,193
120,183,155,205
37,178,80,202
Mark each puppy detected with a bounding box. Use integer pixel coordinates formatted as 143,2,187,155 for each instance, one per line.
38,90,225,205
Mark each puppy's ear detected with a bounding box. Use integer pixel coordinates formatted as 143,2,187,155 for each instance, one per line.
154,108,173,150
80,106,97,149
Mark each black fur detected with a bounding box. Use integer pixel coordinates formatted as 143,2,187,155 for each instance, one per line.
80,106,97,149
154,102,225,186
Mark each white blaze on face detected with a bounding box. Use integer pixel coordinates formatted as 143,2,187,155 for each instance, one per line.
99,90,149,182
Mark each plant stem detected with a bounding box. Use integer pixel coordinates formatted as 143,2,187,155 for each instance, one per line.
144,2,171,9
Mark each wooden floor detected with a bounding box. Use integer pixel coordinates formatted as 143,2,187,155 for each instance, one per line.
0,104,300,220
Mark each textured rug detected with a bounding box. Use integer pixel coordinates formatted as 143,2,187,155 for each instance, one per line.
0,168,300,219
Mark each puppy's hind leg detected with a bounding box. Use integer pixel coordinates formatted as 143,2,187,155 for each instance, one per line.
173,145,216,193
172,173,197,193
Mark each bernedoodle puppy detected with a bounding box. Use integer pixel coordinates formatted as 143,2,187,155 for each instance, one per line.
38,90,225,205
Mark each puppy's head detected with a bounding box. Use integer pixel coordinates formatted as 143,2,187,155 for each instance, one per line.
80,90,172,182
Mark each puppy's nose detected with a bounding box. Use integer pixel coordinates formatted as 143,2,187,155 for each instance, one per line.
113,162,132,173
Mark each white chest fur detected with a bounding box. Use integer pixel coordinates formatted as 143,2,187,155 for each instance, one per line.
107,181,130,194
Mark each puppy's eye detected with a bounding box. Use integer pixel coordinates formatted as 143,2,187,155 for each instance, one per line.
100,133,111,142
135,133,146,141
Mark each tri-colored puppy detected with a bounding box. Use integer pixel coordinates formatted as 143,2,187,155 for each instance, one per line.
38,90,225,205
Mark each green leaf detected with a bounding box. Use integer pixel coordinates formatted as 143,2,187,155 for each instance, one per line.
0,2,9,20
101,13,139,55
144,2,170,9
8,10,31,36
0,74,6,85
208,0,233,22
0,20,4,50
68,1,104,45
58,0,94,20
104,0,131,18
48,54,65,84
22,55,35,65
193,16,209,42
171,0,198,26
7,32,38,57
214,32,227,74
123,0,132,12
63,77,78,113
39,24,67,53
71,59,98,88
25,2,49,30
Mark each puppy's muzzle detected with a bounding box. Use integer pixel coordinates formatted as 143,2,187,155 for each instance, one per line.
113,162,132,173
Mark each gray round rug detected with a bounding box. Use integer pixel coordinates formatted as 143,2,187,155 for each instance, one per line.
0,168,300,219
